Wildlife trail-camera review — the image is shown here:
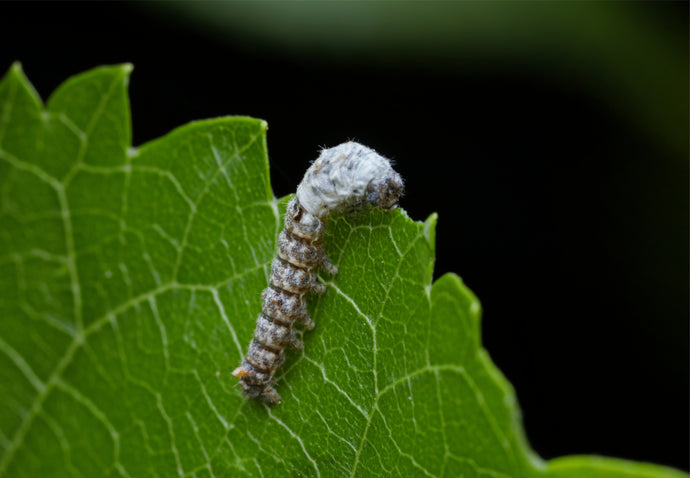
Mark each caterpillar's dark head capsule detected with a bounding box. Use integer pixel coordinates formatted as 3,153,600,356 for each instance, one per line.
366,173,404,211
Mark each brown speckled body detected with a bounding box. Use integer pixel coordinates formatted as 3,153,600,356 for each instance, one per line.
232,198,336,404
232,141,403,404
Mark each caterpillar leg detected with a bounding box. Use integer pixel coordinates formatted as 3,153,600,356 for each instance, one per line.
232,364,251,378
260,386,282,404
295,312,315,330
232,363,282,404
288,335,304,350
320,254,338,275
310,283,327,294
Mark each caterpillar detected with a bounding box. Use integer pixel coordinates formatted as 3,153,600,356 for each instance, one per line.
232,141,404,404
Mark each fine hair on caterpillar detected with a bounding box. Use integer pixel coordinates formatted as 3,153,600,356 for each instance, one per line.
232,141,404,404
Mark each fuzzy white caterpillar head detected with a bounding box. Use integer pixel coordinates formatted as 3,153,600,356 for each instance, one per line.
296,142,404,219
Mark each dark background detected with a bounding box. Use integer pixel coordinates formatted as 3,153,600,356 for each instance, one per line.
2,1,687,472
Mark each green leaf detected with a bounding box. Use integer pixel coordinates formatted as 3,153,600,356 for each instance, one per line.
0,65,684,478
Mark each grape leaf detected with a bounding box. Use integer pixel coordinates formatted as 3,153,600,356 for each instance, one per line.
0,65,684,478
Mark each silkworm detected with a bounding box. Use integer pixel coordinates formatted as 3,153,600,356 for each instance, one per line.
232,141,404,404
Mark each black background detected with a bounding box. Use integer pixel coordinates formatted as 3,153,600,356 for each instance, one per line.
2,2,688,472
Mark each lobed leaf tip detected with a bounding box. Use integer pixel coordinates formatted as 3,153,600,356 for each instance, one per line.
423,212,438,250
